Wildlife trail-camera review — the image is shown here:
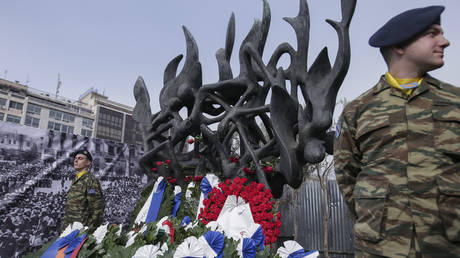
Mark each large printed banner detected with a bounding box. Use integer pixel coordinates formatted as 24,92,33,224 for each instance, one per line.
0,121,148,257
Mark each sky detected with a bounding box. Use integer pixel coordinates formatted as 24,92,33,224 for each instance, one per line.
1,0,459,115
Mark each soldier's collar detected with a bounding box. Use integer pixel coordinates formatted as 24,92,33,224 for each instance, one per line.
373,73,441,95
373,75,391,95
423,73,442,89
76,170,88,180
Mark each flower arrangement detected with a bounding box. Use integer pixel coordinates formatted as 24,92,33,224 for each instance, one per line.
198,177,282,245
27,174,319,257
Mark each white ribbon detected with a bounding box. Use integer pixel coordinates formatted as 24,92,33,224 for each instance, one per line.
216,195,255,240
135,176,164,224
277,240,305,258
198,235,218,258
196,173,220,220
173,236,205,258
132,243,165,258
174,185,182,196
205,221,224,233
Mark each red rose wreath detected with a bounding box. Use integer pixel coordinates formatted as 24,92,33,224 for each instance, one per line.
197,177,282,245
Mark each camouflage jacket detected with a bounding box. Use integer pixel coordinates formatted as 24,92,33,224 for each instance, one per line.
334,74,460,257
62,171,105,233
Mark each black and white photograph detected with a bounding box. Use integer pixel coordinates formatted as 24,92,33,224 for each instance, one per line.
0,121,147,257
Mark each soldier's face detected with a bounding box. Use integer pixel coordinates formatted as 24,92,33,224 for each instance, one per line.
401,24,450,72
74,154,91,172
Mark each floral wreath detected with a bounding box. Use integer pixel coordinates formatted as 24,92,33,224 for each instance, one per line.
198,177,282,245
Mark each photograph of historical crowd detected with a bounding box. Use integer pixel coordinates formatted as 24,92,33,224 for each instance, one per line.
0,121,148,257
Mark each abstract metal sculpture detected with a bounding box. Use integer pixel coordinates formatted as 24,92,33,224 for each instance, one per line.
133,0,356,197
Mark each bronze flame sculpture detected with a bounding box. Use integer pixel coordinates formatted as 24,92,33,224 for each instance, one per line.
133,0,356,197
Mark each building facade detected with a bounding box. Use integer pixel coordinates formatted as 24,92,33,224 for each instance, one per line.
0,78,142,145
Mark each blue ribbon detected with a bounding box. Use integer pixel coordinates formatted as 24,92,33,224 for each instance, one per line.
250,226,265,251
41,229,80,258
64,233,87,258
241,238,257,258
172,191,182,217
146,179,166,223
181,216,191,226
288,249,318,258
204,231,225,258
200,177,212,199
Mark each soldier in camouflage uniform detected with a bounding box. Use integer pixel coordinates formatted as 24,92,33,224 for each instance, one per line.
334,6,460,257
62,149,104,233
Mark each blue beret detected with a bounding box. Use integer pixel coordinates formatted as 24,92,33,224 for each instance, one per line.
73,149,92,161
369,6,445,47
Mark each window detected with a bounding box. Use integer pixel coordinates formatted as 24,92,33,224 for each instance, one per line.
9,101,23,111
49,110,63,120
0,98,6,107
6,114,21,124
62,113,75,123
81,129,92,137
49,109,74,123
48,121,74,134
26,103,41,115
82,118,94,128
24,115,40,127
0,112,4,121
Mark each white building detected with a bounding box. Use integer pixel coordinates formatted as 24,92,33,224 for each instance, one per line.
0,78,142,145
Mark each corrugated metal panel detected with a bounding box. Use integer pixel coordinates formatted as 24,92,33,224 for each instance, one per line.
278,180,355,257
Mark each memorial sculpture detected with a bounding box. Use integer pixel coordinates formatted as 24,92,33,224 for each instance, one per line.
133,0,356,197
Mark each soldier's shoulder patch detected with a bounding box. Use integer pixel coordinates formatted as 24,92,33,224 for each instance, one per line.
335,120,342,139
88,189,96,195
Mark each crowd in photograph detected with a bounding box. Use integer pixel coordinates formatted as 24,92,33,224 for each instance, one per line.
0,163,146,257
0,190,64,257
102,176,147,226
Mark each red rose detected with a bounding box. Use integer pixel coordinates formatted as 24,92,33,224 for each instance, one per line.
170,179,177,184
243,167,250,173
263,166,273,173
156,161,163,166
152,167,157,172
187,139,194,144
194,175,204,182
165,159,171,164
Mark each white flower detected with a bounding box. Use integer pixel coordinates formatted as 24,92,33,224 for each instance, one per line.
185,221,199,231
92,224,108,244
126,224,148,247
186,182,195,198
60,222,86,238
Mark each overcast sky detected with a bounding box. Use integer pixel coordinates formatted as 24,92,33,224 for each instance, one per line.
1,0,459,114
